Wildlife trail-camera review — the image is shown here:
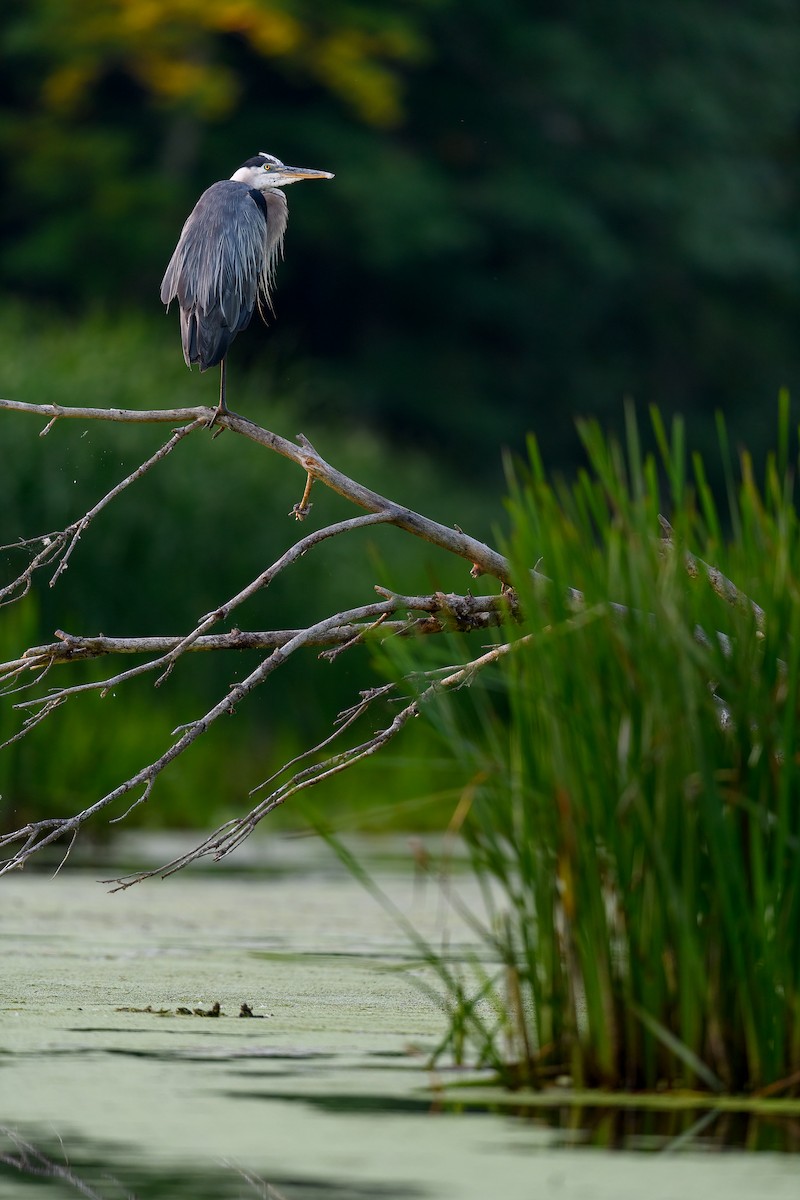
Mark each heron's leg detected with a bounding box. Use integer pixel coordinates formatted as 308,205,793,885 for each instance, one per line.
218,356,228,415
206,357,228,431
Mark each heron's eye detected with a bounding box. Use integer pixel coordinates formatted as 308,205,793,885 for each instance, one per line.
262,164,273,171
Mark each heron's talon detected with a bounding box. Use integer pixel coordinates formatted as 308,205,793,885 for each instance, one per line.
204,404,228,433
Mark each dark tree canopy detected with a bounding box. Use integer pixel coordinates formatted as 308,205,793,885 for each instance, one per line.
1,0,798,473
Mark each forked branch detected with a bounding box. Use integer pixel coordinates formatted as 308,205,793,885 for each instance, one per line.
0,396,521,878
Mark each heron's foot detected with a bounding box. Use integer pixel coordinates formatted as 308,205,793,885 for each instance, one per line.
205,401,229,435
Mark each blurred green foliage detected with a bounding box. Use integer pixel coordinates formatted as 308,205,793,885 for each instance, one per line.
1,0,798,476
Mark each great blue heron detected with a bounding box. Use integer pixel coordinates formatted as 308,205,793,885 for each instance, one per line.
161,151,334,420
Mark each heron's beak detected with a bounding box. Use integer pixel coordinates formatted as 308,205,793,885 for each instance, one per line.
282,167,335,182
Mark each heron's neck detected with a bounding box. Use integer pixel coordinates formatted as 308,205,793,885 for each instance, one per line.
263,188,288,260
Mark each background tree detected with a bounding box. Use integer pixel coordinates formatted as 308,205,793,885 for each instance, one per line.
1,0,797,471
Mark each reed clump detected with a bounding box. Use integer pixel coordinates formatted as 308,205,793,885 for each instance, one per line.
417,402,800,1095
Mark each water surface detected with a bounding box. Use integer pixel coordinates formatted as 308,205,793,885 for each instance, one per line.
1,845,798,1198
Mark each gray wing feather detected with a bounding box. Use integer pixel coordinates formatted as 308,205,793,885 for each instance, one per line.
160,181,270,370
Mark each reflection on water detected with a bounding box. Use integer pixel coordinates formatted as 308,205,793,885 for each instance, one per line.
2,1101,800,1200
0,1125,388,1200
511,1104,800,1154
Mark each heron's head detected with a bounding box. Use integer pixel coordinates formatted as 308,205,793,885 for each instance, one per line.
231,152,334,190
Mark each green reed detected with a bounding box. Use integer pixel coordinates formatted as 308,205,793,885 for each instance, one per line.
404,400,800,1094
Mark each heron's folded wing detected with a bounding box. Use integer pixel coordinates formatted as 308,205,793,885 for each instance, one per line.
160,182,269,369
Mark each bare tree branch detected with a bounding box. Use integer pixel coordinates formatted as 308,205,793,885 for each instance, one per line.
0,585,518,875
0,397,511,581
1,587,507,724
3,511,398,721
0,591,506,678
5,397,752,885
1,395,524,877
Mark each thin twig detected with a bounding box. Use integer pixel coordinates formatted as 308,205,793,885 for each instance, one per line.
0,418,204,606
106,636,532,889
7,512,395,712
0,1125,127,1200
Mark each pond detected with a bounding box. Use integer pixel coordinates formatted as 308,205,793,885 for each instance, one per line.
1,837,798,1199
